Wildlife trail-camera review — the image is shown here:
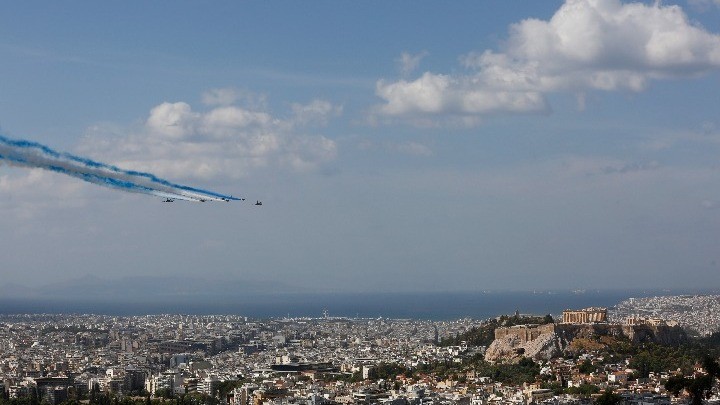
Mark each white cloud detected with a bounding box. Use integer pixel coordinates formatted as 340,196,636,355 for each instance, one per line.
79,96,339,181
291,99,342,126
0,169,85,219
201,88,239,106
397,51,428,77
375,0,720,124
145,102,199,139
375,72,549,125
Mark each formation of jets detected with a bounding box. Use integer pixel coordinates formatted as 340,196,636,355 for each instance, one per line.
162,196,260,205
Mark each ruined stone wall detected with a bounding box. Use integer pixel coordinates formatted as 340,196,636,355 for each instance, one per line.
493,323,556,343
487,322,687,362
493,323,685,345
622,324,687,346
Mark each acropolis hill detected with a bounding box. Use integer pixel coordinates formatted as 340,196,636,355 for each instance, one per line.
484,308,687,362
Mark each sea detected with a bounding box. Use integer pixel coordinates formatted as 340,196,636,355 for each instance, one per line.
0,289,710,320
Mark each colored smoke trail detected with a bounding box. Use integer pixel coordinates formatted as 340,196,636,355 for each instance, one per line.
0,134,241,202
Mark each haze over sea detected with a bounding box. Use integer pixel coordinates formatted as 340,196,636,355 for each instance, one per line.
1,289,716,320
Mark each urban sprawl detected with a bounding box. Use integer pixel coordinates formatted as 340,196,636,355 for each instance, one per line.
1,295,720,405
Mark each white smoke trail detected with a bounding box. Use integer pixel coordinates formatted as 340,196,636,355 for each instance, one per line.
0,134,241,202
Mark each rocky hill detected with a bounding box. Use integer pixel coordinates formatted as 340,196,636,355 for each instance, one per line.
484,322,686,362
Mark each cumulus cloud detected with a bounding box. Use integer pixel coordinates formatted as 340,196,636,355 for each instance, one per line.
375,0,720,124
79,94,339,180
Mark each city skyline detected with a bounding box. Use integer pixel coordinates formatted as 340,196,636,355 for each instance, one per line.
0,294,717,405
2,0,720,292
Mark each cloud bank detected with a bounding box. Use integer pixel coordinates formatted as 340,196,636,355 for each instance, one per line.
375,0,720,124
80,95,339,181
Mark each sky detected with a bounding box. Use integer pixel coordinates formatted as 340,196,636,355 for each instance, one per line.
1,0,720,294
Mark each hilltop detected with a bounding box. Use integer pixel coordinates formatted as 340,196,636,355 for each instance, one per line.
484,322,687,362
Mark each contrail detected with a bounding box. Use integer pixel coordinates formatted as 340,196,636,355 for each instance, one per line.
0,134,241,202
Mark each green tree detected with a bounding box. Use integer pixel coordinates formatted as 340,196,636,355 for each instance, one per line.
155,389,173,400
540,381,564,395
578,359,595,374
594,390,621,405
566,384,600,397
216,380,245,401
665,356,720,405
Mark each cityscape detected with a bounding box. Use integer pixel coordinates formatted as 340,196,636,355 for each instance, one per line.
3,1,720,405
1,294,719,405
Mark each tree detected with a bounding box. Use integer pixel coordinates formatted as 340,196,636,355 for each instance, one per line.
216,380,244,401
665,375,689,398
664,356,720,405
566,384,599,397
578,359,595,374
155,389,173,400
594,390,621,405
29,388,39,405
703,355,720,376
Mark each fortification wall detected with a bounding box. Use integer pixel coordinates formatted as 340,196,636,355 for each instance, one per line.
487,322,687,362
622,324,687,346
502,323,687,342
493,323,556,343
554,323,624,340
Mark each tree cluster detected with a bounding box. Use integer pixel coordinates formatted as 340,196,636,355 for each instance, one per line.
664,356,720,405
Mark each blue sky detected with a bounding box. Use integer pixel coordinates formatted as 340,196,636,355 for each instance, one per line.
1,0,720,294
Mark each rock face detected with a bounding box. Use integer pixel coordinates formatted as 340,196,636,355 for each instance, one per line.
484,324,561,362
621,324,687,346
484,323,686,362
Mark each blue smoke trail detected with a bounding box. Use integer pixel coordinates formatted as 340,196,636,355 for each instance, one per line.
0,134,241,202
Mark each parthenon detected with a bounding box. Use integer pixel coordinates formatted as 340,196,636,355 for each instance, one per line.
562,307,607,324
